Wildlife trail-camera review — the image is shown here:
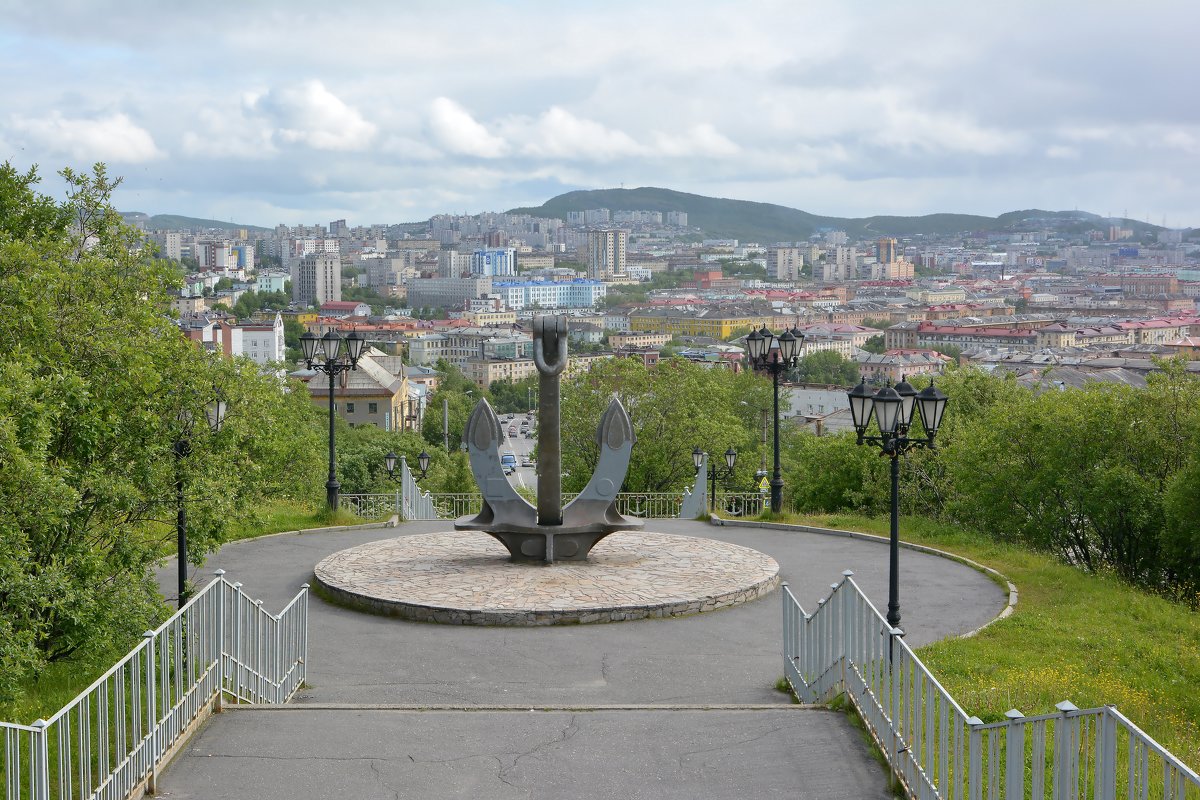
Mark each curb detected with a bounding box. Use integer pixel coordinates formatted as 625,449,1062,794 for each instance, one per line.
709,515,1018,639
223,703,823,712
222,519,396,547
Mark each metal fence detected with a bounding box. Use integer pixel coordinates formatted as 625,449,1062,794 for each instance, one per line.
338,493,397,520
344,489,731,521
0,573,308,800
781,575,1200,800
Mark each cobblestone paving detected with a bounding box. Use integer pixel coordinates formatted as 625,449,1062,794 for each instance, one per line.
314,530,780,625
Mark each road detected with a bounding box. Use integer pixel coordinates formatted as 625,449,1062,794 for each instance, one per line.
496,412,537,491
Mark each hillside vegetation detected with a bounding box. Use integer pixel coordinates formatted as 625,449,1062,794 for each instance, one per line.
509,186,1165,243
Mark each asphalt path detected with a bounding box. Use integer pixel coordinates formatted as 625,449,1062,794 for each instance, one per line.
155,518,1006,797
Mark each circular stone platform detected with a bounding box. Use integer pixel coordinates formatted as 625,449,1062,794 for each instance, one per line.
313,531,780,626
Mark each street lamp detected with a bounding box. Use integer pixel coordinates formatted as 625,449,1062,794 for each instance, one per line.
745,325,805,513
385,449,430,481
301,328,366,510
846,375,949,630
692,445,737,512
174,390,226,608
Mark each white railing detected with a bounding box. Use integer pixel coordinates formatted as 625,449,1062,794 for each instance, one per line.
414,492,687,520
0,573,308,800
782,574,1200,800
338,493,397,520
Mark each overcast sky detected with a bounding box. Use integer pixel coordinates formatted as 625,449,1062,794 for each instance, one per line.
2,0,1196,228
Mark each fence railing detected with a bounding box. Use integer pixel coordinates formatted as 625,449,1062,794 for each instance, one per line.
0,573,308,800
345,483,764,522
338,493,397,520
781,575,1200,799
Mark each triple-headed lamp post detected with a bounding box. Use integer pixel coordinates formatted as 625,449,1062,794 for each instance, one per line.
692,446,737,512
301,329,366,510
745,325,805,514
175,391,227,608
846,376,949,630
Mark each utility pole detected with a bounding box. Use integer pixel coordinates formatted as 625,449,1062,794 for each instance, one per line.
443,397,449,451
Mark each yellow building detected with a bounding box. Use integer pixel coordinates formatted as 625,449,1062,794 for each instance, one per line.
628,308,773,339
462,309,518,326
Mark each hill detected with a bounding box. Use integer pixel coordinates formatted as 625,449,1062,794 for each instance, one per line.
509,187,1165,242
120,212,271,233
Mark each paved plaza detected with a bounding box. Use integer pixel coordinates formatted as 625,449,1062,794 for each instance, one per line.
155,519,1007,797
314,530,779,624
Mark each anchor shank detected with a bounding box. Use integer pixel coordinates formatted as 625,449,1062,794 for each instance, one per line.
537,370,562,525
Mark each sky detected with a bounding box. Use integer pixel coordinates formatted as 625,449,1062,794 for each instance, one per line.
1,0,1197,228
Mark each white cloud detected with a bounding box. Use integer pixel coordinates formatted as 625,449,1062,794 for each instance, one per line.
428,97,508,158
512,107,644,160
181,107,276,159
250,81,376,151
651,123,740,158
9,112,164,162
1046,145,1080,160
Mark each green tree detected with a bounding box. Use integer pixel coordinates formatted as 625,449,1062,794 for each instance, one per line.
792,350,859,385
0,163,327,702
488,375,538,414
862,335,886,354
559,358,770,493
420,361,486,451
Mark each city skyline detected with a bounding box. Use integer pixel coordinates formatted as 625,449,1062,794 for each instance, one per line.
1,0,1197,227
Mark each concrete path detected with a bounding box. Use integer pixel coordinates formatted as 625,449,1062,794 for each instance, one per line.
155,519,1005,797
161,707,891,799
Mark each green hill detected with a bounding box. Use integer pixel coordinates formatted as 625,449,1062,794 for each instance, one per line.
121,212,271,233
508,187,1164,242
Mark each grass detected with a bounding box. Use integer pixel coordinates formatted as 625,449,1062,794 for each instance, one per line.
0,656,129,725
766,511,1200,771
224,497,373,541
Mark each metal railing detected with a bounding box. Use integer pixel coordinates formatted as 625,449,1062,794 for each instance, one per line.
713,491,769,517
338,493,397,520
343,491,692,521
412,492,687,520
0,573,308,800
782,574,1200,799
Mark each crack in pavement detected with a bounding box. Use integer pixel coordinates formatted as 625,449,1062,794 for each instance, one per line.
496,714,580,794
675,721,800,775
367,759,400,800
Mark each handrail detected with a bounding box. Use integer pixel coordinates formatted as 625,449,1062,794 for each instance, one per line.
0,573,308,800
782,572,1200,799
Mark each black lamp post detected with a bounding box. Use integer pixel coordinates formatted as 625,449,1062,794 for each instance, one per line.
692,446,737,512
301,328,366,510
745,325,805,513
846,375,949,630
174,391,226,608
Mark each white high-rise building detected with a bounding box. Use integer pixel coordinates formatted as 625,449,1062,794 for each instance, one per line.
292,252,342,306
470,248,516,277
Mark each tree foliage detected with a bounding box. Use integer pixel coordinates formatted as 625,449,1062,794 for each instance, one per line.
559,358,771,493
0,163,326,702
781,361,1200,600
792,350,859,385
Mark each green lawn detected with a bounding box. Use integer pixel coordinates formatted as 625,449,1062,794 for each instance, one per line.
224,498,376,541
771,512,1200,771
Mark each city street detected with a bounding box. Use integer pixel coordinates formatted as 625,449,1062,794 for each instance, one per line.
496,412,537,491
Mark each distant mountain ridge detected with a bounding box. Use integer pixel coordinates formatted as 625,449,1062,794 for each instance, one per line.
508,187,1168,243
121,212,271,233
